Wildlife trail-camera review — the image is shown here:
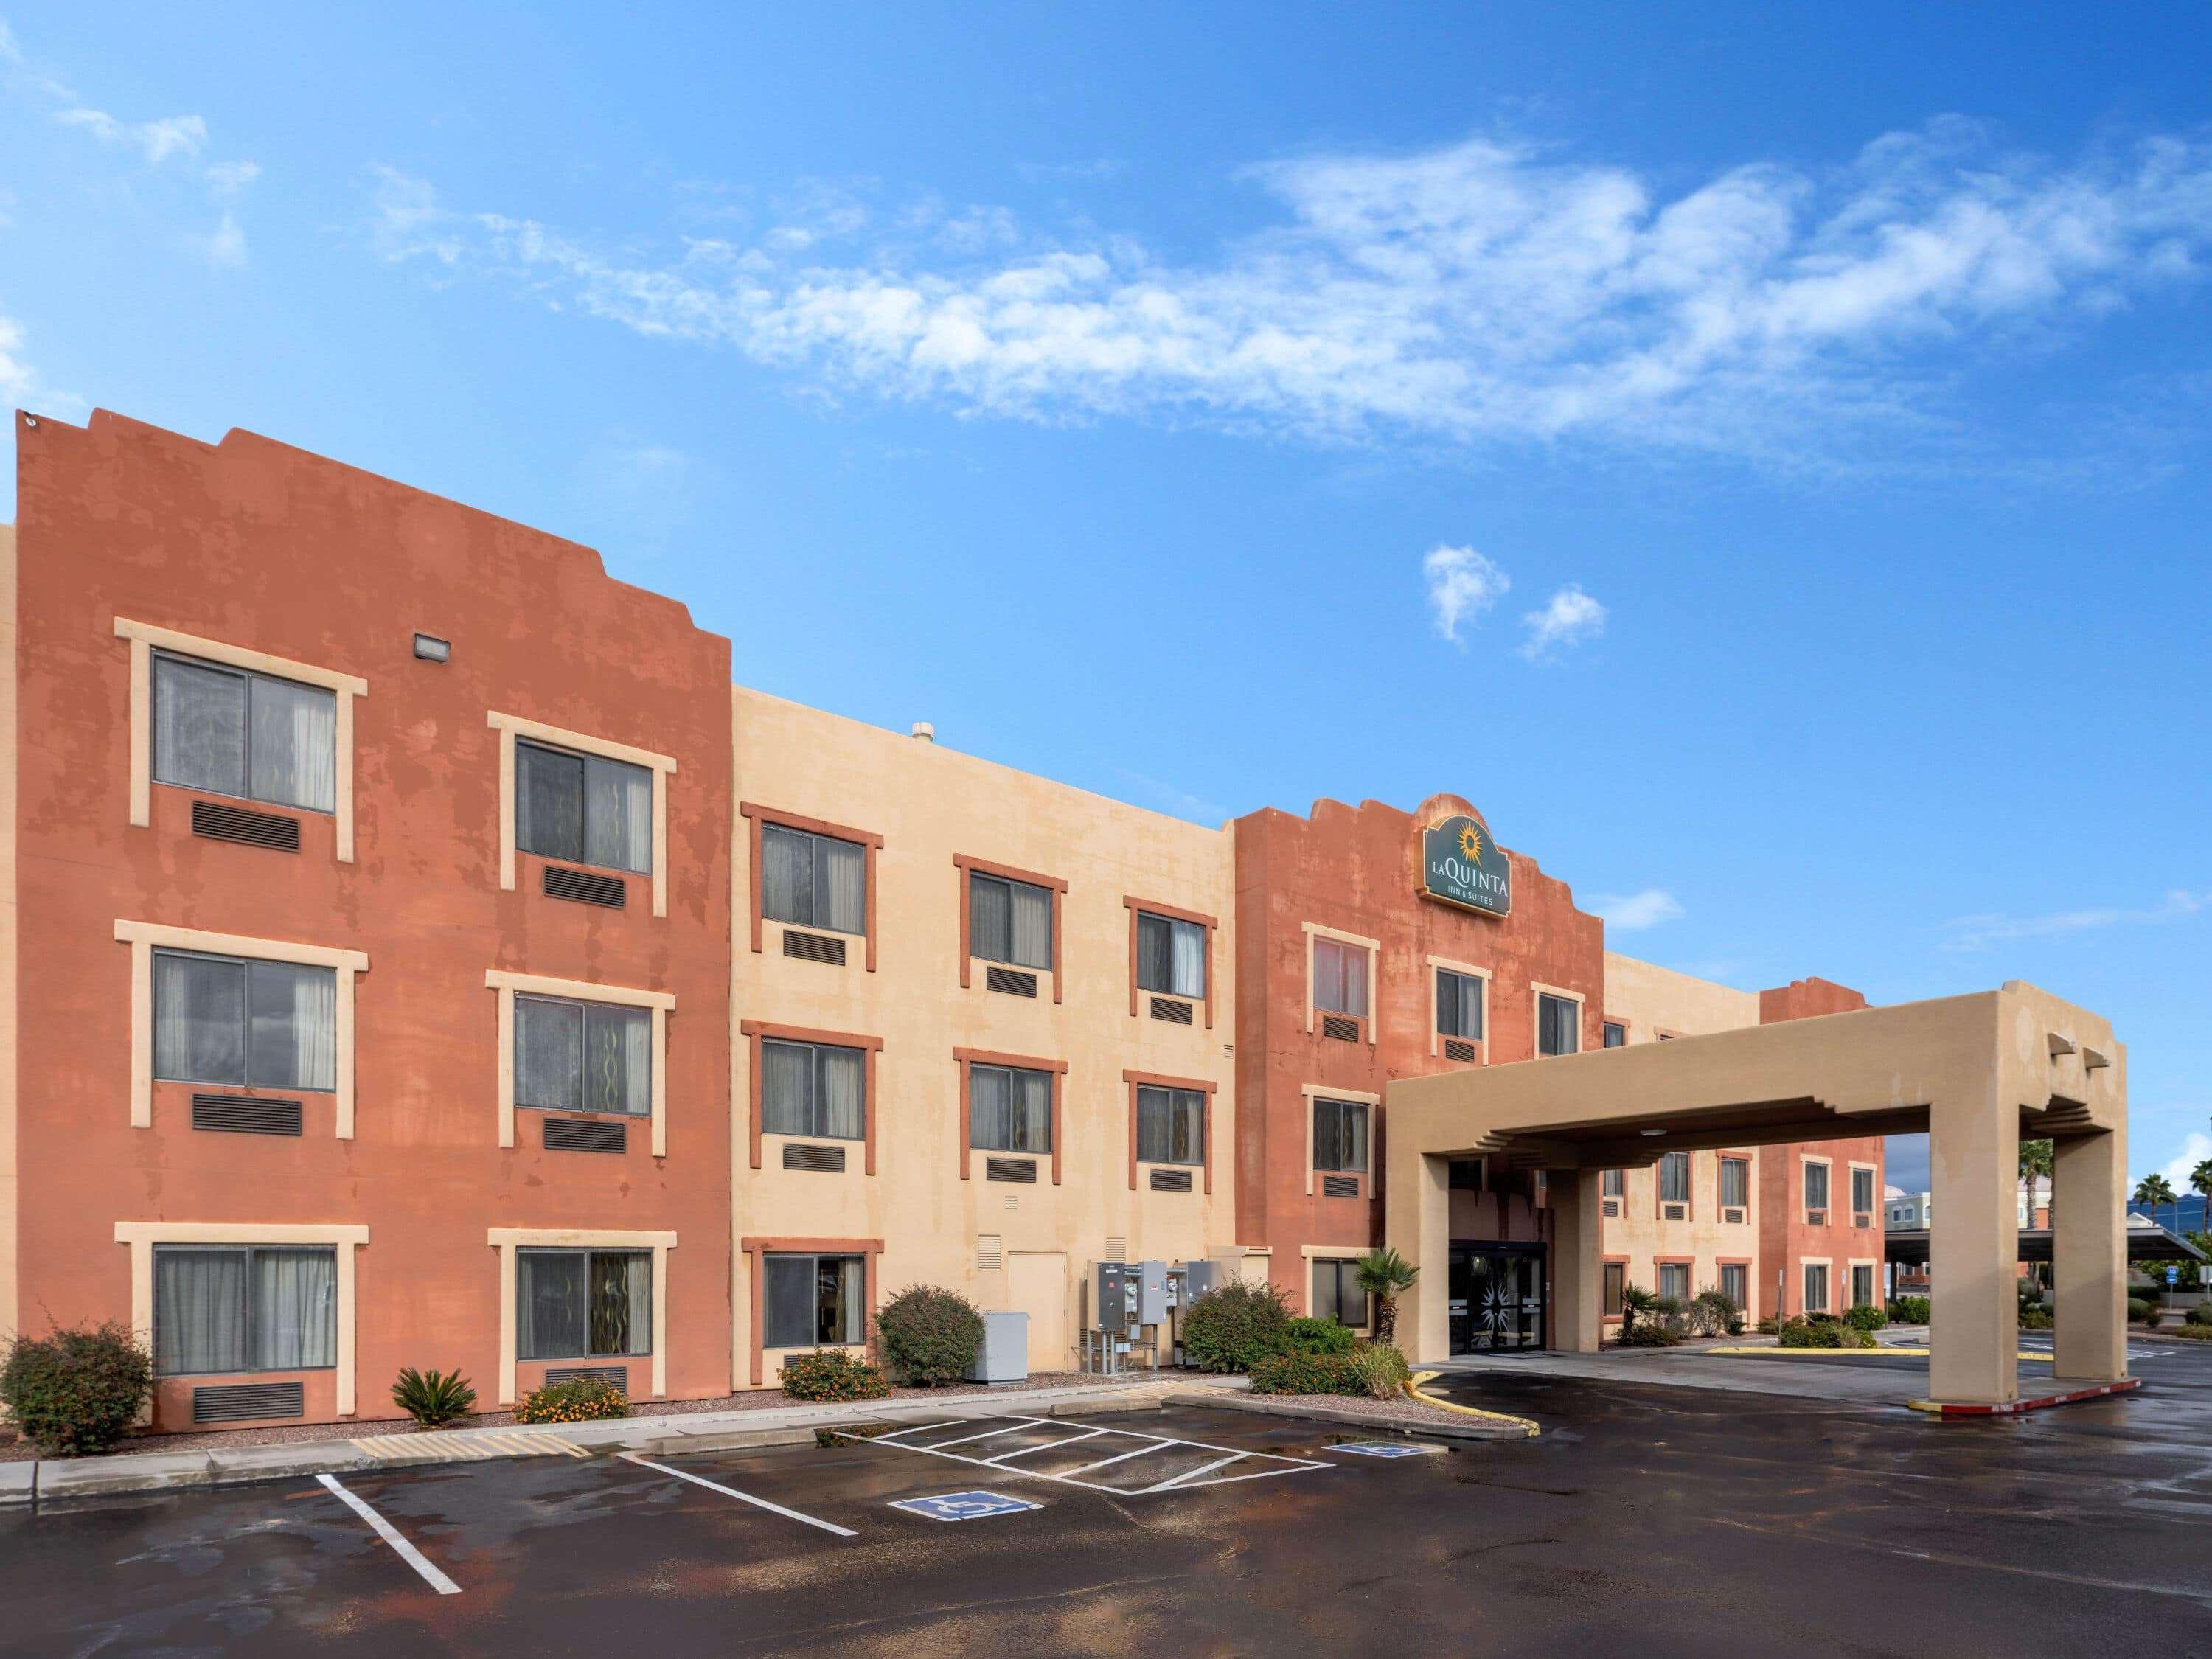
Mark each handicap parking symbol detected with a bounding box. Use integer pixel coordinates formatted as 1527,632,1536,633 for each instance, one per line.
1330,1440,1444,1459
891,1489,1043,1523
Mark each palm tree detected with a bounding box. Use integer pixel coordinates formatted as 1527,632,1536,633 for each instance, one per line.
2136,1173,2177,1209
1354,1248,1420,1347
2191,1158,2212,1225
2020,1138,2055,1293
1618,1284,1658,1343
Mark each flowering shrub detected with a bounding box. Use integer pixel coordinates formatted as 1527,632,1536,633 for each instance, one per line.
515,1377,628,1424
779,1349,891,1402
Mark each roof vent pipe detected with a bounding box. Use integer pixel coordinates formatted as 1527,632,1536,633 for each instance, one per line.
911,722,935,742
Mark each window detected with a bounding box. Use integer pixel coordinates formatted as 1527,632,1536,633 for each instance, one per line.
515,738,652,874
1137,912,1206,999
1658,1262,1690,1301
1602,1262,1625,1316
1312,1098,1369,1175
517,1249,652,1360
1601,1020,1626,1048
760,1039,866,1141
515,994,650,1117
1720,1263,1747,1309
1804,1161,1831,1214
1851,1263,1876,1308
152,651,336,813
761,826,864,934
970,873,1053,970
1537,993,1580,1056
1804,1262,1829,1314
153,949,337,1092
1312,1259,1368,1328
969,1064,1054,1154
153,1245,336,1375
1436,968,1484,1040
1659,1152,1691,1206
1851,1167,1876,1218
764,1253,865,1348
1602,1169,1624,1199
1136,1085,1205,1166
1721,1157,1750,1210
1312,937,1368,1018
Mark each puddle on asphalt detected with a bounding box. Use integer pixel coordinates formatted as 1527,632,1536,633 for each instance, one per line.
811,1420,910,1448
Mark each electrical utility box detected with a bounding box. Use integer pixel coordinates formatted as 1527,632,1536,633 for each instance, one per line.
964,1311,1030,1384
1093,1262,1137,1329
1135,1260,1170,1326
1178,1259,1222,1302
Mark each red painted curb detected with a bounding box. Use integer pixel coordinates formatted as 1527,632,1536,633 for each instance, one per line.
1922,1378,2143,1416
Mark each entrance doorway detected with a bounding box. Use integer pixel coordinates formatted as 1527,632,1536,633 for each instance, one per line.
1448,1242,1545,1354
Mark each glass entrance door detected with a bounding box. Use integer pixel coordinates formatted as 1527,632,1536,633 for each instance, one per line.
1449,1245,1546,1353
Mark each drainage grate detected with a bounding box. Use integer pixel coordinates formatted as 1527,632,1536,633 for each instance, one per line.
1443,1038,1478,1062
782,929,847,965
192,1093,303,1136
1149,1168,1193,1192
191,799,301,852
985,1157,1037,1183
194,1380,304,1423
782,1141,847,1173
976,1234,1004,1271
1321,1174,1360,1199
1148,996,1194,1025
985,966,1038,998
1321,1014,1360,1043
544,1116,627,1153
545,1366,628,1394
543,865,627,908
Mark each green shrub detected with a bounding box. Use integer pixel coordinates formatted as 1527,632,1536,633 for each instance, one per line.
2127,1298,2157,1324
1755,1316,1781,1336
1283,1316,1360,1357
1248,1352,1356,1395
1887,1296,1931,1325
1180,1281,1293,1374
392,1368,477,1428
2018,1309,2053,1331
1619,1321,1683,1347
1845,1304,1888,1332
875,1285,984,1387
0,1322,153,1458
2185,1304,2212,1328
515,1376,627,1425
1343,1343,1412,1399
1687,1290,1740,1338
1775,1318,1836,1349
779,1349,892,1402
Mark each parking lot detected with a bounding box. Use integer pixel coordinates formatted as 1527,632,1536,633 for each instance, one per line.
7,1356,2212,1656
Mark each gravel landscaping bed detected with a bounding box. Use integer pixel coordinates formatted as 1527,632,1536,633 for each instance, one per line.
1183,1388,1513,1436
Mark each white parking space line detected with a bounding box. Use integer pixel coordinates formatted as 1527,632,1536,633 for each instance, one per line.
830,1415,1334,1497
1067,1440,1174,1475
925,1422,1042,1450
987,1427,1111,1461
316,1474,462,1596
1142,1453,1247,1493
619,1453,858,1538
872,1419,971,1441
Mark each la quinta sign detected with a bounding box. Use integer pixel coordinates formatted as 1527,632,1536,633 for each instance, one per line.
1421,813,1511,917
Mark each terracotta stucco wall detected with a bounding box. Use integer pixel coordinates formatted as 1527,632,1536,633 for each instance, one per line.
730,688,1235,1385
1756,977,1885,1318
13,411,733,1427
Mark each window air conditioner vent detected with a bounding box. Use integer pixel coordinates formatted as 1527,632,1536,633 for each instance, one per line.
543,866,627,908
1321,1014,1360,1043
545,1365,628,1393
1806,1210,1828,1228
1443,1038,1478,1062
1662,1203,1687,1221
1149,1168,1193,1192
985,966,1038,998
1724,1206,1747,1225
191,799,301,852
191,1093,303,1136
1321,1174,1360,1200
782,929,847,965
1148,996,1194,1025
193,1381,304,1423
985,1156,1038,1183
544,1116,627,1153
782,1141,847,1173
1602,1200,1621,1217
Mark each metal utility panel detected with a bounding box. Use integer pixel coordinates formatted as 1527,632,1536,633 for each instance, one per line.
1093,1262,1136,1329
965,1310,1030,1384
1135,1259,1170,1326
1179,1259,1223,1301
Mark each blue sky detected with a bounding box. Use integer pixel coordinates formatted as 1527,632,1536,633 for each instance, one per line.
4,4,2208,1194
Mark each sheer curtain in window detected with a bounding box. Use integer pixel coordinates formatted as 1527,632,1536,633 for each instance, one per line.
585,1006,650,1116
762,827,810,924
254,1247,336,1368
518,1251,585,1360
585,758,652,874
970,1065,1011,1149
970,876,1011,961
152,656,248,795
247,961,335,1091
819,838,863,933
154,953,247,1085
1018,1069,1052,1152
1007,883,1051,968
761,1040,813,1135
1171,921,1205,998
250,678,336,812
153,1248,248,1374
834,1256,864,1343
619,1252,652,1354
818,1047,864,1138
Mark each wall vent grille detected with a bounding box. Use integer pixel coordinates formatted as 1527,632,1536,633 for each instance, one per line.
191,1093,303,1136
1602,1199,1621,1217
985,966,1038,998
1443,1038,1478,1062
543,865,627,908
545,1365,628,1393
782,928,847,965
543,1117,627,1154
191,799,301,852
1321,1174,1360,1199
1852,1212,1874,1229
1103,1237,1127,1262
782,1141,847,1173
1148,996,1194,1025
1806,1209,1829,1228
193,1380,304,1423
976,1234,1004,1271
985,1157,1037,1183
1148,1168,1194,1193
1321,1014,1360,1043
1723,1206,1747,1225
1662,1203,1687,1221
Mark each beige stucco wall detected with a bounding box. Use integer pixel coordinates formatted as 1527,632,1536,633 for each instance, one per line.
731,689,1236,1385
1604,952,1759,1039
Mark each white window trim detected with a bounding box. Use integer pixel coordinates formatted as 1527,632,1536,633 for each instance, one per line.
1301,921,1380,1043
1301,1083,1379,1194
1846,1158,1879,1220
487,711,677,918
115,1221,369,1416
1801,1256,1832,1314
1801,1152,1834,1218
1531,981,1586,1056
114,618,369,862
114,919,369,1136
1846,1256,1880,1305
1424,954,1491,1060
484,969,675,1156
486,1228,676,1405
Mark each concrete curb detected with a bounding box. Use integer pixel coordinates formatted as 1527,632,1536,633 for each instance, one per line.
1,1375,1233,1507
1906,1377,2144,1416
1166,1387,1528,1442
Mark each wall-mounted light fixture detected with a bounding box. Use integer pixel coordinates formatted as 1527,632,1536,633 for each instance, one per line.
413,633,451,663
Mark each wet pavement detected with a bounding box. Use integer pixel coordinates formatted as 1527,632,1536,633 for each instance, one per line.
6,1358,2212,1656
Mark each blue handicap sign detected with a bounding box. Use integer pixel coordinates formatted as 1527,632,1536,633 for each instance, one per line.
891,1489,1042,1523
2168,1267,2180,1284
1330,1440,1444,1459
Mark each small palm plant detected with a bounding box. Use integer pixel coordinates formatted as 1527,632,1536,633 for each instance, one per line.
1354,1248,1421,1346
392,1367,478,1429
1618,1284,1658,1343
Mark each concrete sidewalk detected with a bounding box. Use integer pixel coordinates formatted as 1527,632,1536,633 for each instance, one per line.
1,1374,1242,1507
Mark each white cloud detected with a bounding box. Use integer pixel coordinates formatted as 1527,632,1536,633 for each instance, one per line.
1116,769,1230,827
54,106,206,164
2157,1131,2212,1194
1941,887,2209,951
1590,888,1684,931
1422,545,1509,644
361,123,2212,464
205,159,261,196
1519,585,1607,658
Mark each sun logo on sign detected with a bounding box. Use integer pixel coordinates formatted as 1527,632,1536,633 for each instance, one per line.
1458,822,1485,863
